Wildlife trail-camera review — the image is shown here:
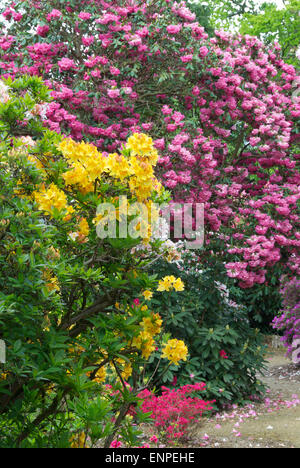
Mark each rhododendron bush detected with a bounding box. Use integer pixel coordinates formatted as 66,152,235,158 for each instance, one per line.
0,0,299,291
0,76,190,448
147,251,267,405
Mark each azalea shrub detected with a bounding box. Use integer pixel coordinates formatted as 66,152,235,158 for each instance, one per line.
147,250,267,405
138,383,215,443
272,277,300,360
0,76,189,448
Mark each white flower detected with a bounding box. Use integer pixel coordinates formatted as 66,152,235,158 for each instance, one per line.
0,80,10,104
68,232,79,241
151,217,170,241
18,136,36,147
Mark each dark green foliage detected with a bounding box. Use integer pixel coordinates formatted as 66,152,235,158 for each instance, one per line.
230,267,283,332
148,254,267,406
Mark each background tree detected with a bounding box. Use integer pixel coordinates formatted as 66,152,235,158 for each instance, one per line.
240,0,300,66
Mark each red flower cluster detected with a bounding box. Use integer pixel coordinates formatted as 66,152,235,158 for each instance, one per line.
219,350,229,359
138,383,215,441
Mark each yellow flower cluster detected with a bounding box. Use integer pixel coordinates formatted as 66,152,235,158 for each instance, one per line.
93,367,106,384
30,133,163,245
141,312,162,336
79,217,89,235
132,311,162,359
157,276,185,292
58,133,161,202
68,343,85,356
132,330,155,360
142,290,153,300
115,358,133,381
128,157,155,202
43,269,60,292
105,153,131,181
161,339,188,366
86,365,106,384
33,183,74,218
126,133,158,166
70,432,87,449
59,139,106,194
68,217,90,243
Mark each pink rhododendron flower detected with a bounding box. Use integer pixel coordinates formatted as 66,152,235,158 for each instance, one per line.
36,25,50,37
78,12,92,20
58,58,76,72
166,24,182,34
47,9,62,21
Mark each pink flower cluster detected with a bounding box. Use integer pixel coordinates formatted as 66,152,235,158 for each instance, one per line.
46,9,62,22
138,383,215,442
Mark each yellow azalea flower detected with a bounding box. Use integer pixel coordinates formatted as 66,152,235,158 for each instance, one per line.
173,278,185,291
70,432,87,449
63,205,75,222
121,361,133,380
60,139,106,193
126,133,154,157
132,331,155,360
142,290,153,301
59,138,101,166
141,313,162,336
86,366,106,384
94,367,106,384
106,153,131,180
92,213,104,225
161,339,188,365
157,276,174,292
157,276,184,292
115,358,133,380
43,269,60,293
78,217,89,237
33,183,70,217
63,163,90,188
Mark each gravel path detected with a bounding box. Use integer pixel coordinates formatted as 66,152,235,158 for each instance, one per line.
189,351,300,448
